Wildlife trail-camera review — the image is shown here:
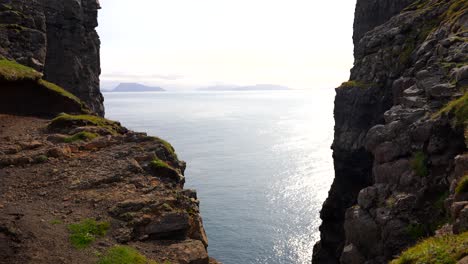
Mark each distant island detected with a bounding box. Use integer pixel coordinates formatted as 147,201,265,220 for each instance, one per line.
198,84,289,91
109,83,165,92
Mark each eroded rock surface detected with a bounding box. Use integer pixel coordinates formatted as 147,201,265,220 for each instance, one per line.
0,114,217,263
0,0,104,115
314,0,467,263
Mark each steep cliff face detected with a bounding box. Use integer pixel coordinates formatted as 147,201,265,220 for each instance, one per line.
314,0,467,263
0,0,104,116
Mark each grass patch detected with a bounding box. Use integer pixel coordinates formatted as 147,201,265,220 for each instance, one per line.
50,113,122,134
50,219,63,225
97,246,158,264
390,232,468,264
38,79,84,108
456,175,468,195
435,92,468,126
411,151,429,177
68,219,110,249
34,155,48,163
338,80,372,89
0,58,42,81
150,159,172,170
64,131,99,143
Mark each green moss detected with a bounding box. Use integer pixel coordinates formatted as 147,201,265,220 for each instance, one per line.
39,79,84,108
442,0,468,26
434,191,449,212
436,92,468,126
1,4,13,10
0,59,88,113
0,58,41,81
50,219,63,225
50,113,122,134
34,155,48,163
64,131,99,143
411,151,429,177
97,246,158,264
338,80,373,89
150,159,172,170
456,175,468,195
68,219,110,249
391,232,468,264
146,136,177,159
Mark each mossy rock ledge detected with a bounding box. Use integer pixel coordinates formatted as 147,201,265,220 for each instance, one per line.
0,59,89,116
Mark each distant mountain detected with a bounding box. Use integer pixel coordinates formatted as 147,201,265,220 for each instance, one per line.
198,84,289,91
110,83,165,92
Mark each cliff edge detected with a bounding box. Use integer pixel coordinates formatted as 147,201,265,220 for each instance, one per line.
314,0,467,263
0,1,218,263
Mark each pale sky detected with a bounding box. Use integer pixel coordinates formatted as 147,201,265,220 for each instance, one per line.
97,0,357,90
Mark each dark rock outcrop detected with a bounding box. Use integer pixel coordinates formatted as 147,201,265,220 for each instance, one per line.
0,0,104,115
353,0,416,44
314,0,467,263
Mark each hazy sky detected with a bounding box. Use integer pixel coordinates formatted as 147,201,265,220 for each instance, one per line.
97,0,357,90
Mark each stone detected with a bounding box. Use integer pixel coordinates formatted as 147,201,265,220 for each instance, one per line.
427,83,457,98
166,240,209,264
127,158,144,173
340,244,365,264
189,215,209,248
357,187,378,209
139,212,189,240
47,146,71,158
453,206,468,234
344,206,381,257
19,140,43,150
374,159,410,185
457,256,468,264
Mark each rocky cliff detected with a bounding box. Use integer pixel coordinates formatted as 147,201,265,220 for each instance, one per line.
0,0,104,116
313,0,467,263
0,1,218,263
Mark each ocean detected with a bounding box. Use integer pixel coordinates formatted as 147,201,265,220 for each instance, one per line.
104,90,335,264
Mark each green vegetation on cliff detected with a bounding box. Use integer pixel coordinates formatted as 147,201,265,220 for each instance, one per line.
411,151,429,177
97,246,158,264
391,232,468,264
0,58,41,81
50,113,123,134
68,219,110,249
456,175,468,195
338,80,373,89
150,158,172,170
437,92,468,126
64,131,99,143
0,59,88,112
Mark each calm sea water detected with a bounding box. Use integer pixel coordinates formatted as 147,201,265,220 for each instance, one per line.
104,90,335,264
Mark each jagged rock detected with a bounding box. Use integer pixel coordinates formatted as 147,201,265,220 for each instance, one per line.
344,206,381,258
138,212,190,240
453,206,468,234
340,244,365,264
0,0,104,115
314,1,468,263
127,158,144,173
357,187,378,210
166,240,210,264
